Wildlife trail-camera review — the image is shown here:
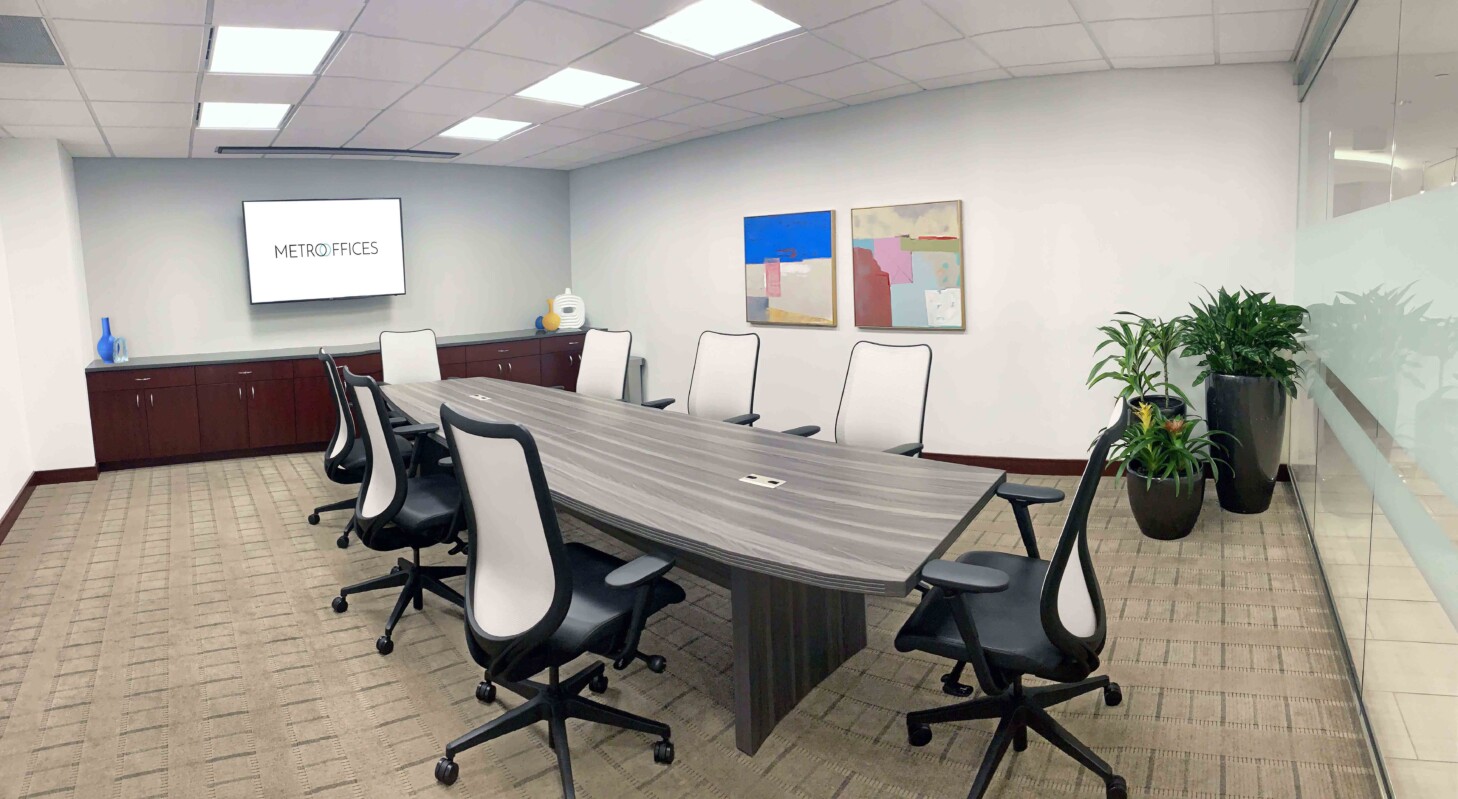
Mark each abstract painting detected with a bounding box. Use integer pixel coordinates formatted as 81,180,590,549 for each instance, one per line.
851,201,964,330
744,210,836,327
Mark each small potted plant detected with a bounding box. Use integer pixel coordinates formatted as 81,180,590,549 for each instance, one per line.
1088,314,1187,424
1180,287,1307,513
1112,402,1228,540
1136,314,1189,418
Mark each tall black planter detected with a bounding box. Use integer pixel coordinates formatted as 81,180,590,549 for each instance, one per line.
1206,374,1286,514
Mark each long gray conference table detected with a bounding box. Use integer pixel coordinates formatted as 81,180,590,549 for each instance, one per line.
383,376,1005,755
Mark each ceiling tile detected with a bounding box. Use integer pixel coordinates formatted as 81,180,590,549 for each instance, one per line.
1070,0,1211,21
1007,59,1110,77
722,34,860,81
570,33,710,85
754,0,893,29
840,83,921,105
532,0,692,29
456,124,592,162
352,0,515,47
303,77,413,109
50,20,204,71
511,152,575,169
212,0,366,28
409,134,490,155
1217,10,1306,54
718,83,828,115
659,102,757,127
613,118,697,141
191,128,274,157
199,74,314,104
1216,0,1309,12
816,0,961,59
0,66,81,100
426,50,557,94
1218,49,1292,63
0,0,39,15
714,113,778,130
653,61,774,101
2,123,103,151
1110,53,1216,68
103,126,190,156
789,62,907,100
1088,16,1213,58
64,141,110,156
347,109,458,148
393,85,503,116
0,99,92,125
41,0,206,24
479,95,574,123
274,105,376,146
73,69,195,102
324,34,458,84
923,0,1078,36
475,2,628,65
973,24,1103,67
554,131,649,155
872,39,998,81
918,67,1010,89
550,106,645,132
90,101,193,127
592,87,697,117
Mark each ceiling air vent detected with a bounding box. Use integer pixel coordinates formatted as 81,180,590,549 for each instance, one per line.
0,16,63,66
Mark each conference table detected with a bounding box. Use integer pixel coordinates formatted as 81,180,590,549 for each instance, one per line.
383,376,1004,755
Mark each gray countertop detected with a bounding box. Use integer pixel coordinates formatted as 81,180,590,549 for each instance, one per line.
85,328,587,372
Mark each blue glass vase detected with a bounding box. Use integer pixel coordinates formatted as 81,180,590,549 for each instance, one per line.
96,317,116,364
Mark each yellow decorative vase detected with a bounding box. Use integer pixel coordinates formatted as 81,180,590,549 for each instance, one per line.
542,299,561,332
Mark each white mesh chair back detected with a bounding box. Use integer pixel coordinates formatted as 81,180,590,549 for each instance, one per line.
833,342,932,451
380,329,441,385
686,332,759,421
342,370,406,543
575,330,631,400
319,350,354,466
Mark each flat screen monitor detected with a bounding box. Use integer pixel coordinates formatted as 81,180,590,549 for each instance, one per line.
242,198,405,304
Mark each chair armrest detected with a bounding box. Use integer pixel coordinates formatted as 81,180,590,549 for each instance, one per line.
724,413,760,426
436,457,453,470
605,554,675,589
996,483,1065,505
920,560,1010,594
389,416,410,426
392,423,439,438
782,425,820,438
641,398,676,410
549,384,566,390
884,442,924,457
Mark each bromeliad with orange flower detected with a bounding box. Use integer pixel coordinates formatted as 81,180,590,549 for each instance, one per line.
1110,403,1231,497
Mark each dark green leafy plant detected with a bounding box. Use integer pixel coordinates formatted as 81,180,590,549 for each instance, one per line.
1087,317,1154,400
1133,313,1189,405
1180,287,1308,397
1110,402,1229,496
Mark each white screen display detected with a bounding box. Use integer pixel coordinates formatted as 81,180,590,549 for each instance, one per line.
243,198,405,304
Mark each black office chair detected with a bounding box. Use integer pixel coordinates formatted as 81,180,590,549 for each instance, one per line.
894,401,1128,799
785,340,931,456
329,368,466,655
433,404,685,795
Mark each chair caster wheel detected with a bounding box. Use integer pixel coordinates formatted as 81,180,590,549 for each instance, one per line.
940,674,974,697
331,596,347,613
645,655,667,674
336,534,349,549
589,673,609,694
434,757,458,785
390,565,401,575
1106,776,1127,799
308,513,321,525
907,722,932,747
1103,683,1123,707
475,681,496,703
376,635,393,655
653,740,675,765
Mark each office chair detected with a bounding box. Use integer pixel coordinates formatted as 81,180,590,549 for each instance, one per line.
433,404,685,795
893,401,1128,799
573,329,632,400
330,368,466,655
380,328,442,385
784,340,931,456
642,331,761,425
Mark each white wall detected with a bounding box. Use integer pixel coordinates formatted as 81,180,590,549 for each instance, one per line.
570,64,1299,459
0,218,36,509
74,158,571,356
0,139,95,471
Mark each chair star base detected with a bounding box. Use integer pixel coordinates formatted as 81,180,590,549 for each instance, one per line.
331,548,465,654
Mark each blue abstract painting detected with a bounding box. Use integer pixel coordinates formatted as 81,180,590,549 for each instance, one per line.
744,210,836,326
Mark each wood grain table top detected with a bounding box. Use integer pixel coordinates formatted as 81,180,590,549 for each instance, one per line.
384,378,1005,596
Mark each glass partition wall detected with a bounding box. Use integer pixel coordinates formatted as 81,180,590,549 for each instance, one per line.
1293,1,1458,796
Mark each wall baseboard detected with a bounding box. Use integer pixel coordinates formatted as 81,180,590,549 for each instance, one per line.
0,474,36,546
925,453,1291,482
0,466,99,546
97,442,322,472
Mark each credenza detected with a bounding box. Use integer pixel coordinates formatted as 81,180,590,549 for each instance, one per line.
84,329,588,468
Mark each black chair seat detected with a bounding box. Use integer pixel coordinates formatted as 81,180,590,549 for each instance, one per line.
363,474,460,550
336,436,416,483
895,551,1087,684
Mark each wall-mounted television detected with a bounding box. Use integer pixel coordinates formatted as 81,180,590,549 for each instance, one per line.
243,198,405,304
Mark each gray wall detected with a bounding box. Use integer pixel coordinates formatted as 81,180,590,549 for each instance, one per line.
74,158,571,357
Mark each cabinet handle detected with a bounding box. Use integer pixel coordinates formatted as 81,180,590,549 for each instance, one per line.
251,385,256,400
497,363,503,374
238,387,243,400
497,348,509,353
135,394,140,407
149,393,154,408
134,377,151,382
237,370,253,375
507,362,513,372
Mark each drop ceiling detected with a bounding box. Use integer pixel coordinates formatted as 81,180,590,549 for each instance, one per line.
0,0,1314,170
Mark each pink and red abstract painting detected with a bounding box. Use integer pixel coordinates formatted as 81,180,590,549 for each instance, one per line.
851,201,964,330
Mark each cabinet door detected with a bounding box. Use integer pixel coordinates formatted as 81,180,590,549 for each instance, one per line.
89,390,150,462
440,362,470,380
466,358,508,380
502,355,541,386
145,386,200,458
198,382,249,453
294,376,333,444
247,379,297,448
540,351,581,392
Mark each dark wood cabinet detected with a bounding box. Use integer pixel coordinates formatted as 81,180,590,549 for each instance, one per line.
502,355,541,385
540,351,582,392
294,376,333,444
89,390,149,462
144,386,200,457
197,382,249,453
247,379,296,448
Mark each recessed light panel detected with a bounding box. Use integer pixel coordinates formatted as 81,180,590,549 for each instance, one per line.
198,102,290,130
440,117,532,141
210,26,339,75
516,68,639,107
641,0,799,57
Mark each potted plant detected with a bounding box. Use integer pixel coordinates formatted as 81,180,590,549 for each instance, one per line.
1112,402,1227,540
1087,314,1188,424
1180,287,1307,513
1134,314,1189,418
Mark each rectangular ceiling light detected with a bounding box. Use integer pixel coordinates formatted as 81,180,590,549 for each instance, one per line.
198,101,290,129
209,26,339,75
641,0,799,57
516,67,638,107
440,116,532,141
